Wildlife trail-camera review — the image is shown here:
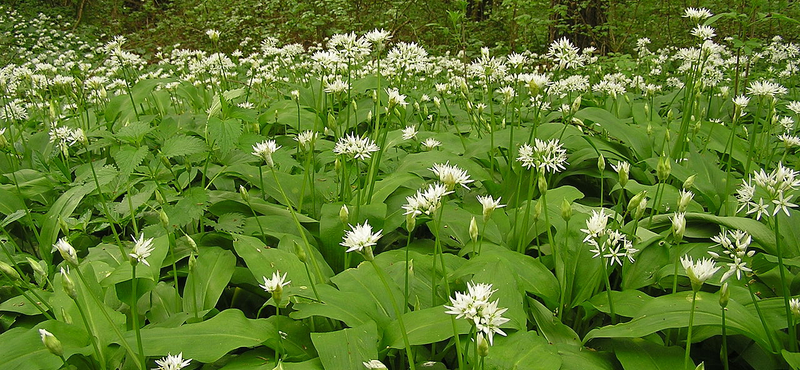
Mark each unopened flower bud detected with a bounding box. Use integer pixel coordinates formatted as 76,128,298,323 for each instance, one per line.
186,235,198,253
239,185,250,203
0,260,20,281
294,241,307,263
469,216,479,243
678,190,694,213
339,205,349,225
39,329,63,358
719,282,730,308
597,153,605,173
683,174,696,190
60,267,78,300
26,257,46,281
155,189,165,204
671,212,686,243
560,199,572,222
571,96,582,113
533,200,542,222
58,217,69,237
188,253,197,272
406,213,416,232
657,155,671,182
477,333,490,357
628,191,648,219
159,210,170,229
537,173,547,194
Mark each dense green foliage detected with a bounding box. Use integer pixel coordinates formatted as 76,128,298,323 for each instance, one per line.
6,0,800,55
1,3,800,370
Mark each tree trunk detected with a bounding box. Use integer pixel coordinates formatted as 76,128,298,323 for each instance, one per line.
549,0,609,51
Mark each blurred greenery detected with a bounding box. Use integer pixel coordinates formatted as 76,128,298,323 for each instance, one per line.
3,0,799,56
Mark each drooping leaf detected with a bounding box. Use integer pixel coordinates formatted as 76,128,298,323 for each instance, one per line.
584,291,776,351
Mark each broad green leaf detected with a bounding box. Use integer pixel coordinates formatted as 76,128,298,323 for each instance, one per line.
311,321,379,370
783,350,800,370
479,245,560,303
614,338,686,370
262,315,317,361
588,289,655,318
484,331,562,370
183,247,235,316
100,235,170,285
575,107,651,159
233,235,313,289
39,185,94,264
161,134,207,158
51,262,127,353
0,290,53,315
330,261,401,325
290,284,382,328
646,212,777,256
383,306,471,348
555,342,616,370
584,291,776,351
0,320,92,370
452,257,525,331
527,297,580,346
124,309,284,363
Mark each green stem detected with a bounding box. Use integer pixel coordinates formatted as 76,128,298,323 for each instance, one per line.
74,268,142,369
270,167,325,284
130,264,146,369
166,232,180,312
774,218,797,351
685,290,698,368
600,260,617,324
370,260,416,370
73,294,106,369
722,307,729,370
747,281,777,352
404,230,412,314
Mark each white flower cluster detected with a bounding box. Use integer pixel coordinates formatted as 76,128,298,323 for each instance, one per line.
251,140,281,167
402,182,453,218
516,138,568,174
333,133,380,160
681,255,720,288
581,210,638,266
444,282,510,345
709,229,754,281
259,270,291,293
736,163,799,220
49,125,85,155
154,352,192,370
340,221,383,254
429,162,473,190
